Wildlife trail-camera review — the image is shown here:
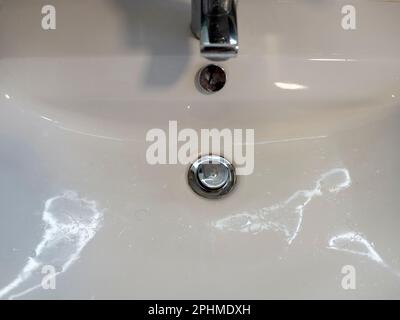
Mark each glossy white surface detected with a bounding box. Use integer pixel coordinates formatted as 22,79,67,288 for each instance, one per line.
1,0,400,299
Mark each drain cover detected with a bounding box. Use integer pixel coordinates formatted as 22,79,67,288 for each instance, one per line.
188,155,236,199
197,64,227,93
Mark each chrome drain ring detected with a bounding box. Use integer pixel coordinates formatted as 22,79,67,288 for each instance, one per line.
188,155,236,199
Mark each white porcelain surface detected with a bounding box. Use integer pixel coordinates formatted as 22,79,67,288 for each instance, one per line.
1,0,400,299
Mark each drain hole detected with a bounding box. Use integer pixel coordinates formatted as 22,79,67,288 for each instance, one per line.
196,64,227,93
188,155,236,199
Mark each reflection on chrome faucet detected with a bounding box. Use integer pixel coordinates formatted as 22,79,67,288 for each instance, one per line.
191,0,239,60
213,168,352,244
0,191,103,300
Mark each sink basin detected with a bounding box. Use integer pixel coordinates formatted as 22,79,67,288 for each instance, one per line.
1,0,400,299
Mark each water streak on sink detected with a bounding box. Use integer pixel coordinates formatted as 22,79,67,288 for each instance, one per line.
213,168,352,244
328,231,400,278
0,191,103,300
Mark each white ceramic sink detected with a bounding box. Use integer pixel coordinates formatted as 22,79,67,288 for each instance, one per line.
1,0,400,299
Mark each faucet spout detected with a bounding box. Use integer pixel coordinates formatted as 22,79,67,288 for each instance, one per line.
191,0,239,61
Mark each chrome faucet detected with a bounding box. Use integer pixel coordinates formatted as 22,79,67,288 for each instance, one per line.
191,0,239,60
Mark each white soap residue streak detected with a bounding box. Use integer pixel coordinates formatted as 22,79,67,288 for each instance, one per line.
327,232,400,277
328,232,384,264
213,168,351,244
0,191,103,299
